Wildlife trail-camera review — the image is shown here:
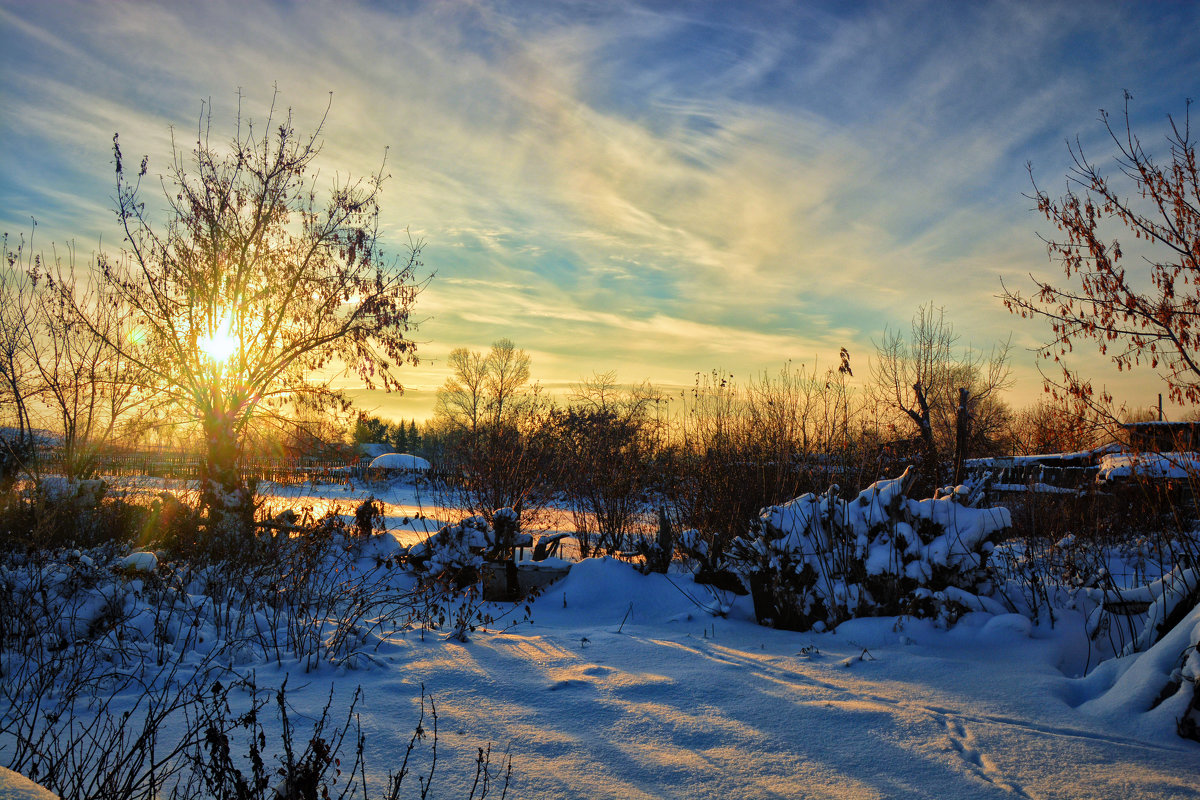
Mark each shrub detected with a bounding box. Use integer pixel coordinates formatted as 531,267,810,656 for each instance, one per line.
0,478,158,551
1,511,514,797
726,467,1010,631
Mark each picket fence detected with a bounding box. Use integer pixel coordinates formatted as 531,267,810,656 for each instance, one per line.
43,452,374,487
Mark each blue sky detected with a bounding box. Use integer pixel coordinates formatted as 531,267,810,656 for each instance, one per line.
2,0,1197,421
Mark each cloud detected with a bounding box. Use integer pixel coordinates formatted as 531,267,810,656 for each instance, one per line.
2,0,1196,419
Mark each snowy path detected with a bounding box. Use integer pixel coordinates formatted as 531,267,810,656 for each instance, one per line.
361,633,1194,799
324,560,1198,800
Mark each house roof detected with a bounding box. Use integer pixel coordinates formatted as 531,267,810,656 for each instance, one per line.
357,442,395,459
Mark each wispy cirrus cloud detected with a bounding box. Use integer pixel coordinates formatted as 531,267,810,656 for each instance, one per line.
2,0,1197,419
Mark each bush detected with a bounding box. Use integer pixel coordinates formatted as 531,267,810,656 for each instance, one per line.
0,435,34,492
0,508,514,797
0,478,158,551
403,512,535,641
726,468,1010,631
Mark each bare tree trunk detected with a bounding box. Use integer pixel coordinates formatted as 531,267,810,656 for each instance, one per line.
953,387,970,486
907,381,940,490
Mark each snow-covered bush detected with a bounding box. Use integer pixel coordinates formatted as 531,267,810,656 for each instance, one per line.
403,512,536,641
0,491,518,795
727,468,1010,631
406,509,531,582
406,515,491,586
404,516,496,642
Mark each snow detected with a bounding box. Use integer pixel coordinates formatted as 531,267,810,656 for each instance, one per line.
344,559,1197,799
737,471,1010,630
990,482,1082,495
116,550,158,573
1098,451,1200,481
965,445,1120,468
2,478,1197,799
0,769,57,800
368,452,430,471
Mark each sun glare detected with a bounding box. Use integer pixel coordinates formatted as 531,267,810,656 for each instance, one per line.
198,320,238,365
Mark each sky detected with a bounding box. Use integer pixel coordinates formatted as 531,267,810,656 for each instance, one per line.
2,0,1198,423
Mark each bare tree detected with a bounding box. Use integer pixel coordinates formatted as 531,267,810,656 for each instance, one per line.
433,339,550,526
1,232,150,482
485,338,532,428
1008,398,1106,456
434,348,489,435
872,303,1011,488
434,339,532,433
0,234,40,458
570,371,667,435
77,93,423,522
1003,93,1200,408
34,251,151,480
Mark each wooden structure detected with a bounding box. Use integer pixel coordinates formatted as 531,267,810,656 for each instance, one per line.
1123,421,1200,452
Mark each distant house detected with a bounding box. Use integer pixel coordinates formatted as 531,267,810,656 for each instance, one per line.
356,442,395,460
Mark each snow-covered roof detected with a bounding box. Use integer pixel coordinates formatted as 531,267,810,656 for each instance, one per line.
368,452,430,471
1123,420,1196,428
964,443,1121,468
1097,451,1200,481
357,442,395,459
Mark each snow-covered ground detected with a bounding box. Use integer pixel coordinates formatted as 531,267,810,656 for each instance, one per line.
3,477,1198,798
311,556,1198,800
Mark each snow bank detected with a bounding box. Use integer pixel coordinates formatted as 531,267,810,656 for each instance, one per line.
0,768,57,800
1077,600,1200,742
550,557,726,624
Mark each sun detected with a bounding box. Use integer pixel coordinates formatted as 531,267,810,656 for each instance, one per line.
198,319,238,365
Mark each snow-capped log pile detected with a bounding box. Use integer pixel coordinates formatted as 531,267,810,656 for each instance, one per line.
727,467,1011,632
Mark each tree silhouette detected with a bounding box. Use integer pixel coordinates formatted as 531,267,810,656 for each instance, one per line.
81,93,423,524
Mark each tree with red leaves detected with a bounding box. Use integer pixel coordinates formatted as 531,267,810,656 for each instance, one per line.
1004,93,1200,409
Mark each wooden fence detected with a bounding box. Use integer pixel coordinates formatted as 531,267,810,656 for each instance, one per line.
37,452,374,486
963,453,1100,493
